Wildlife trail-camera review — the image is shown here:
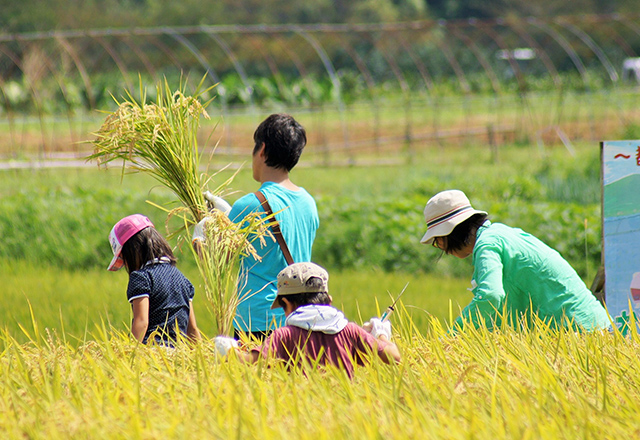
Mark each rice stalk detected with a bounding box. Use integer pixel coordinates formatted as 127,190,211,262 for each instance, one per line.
89,76,212,224
3,317,640,438
190,209,272,336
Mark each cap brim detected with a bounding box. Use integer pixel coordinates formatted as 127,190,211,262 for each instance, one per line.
420,223,454,244
107,255,124,271
420,229,437,245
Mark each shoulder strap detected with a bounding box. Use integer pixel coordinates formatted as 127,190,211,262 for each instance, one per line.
255,191,294,265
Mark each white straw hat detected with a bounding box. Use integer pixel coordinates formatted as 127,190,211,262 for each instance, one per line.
420,190,486,245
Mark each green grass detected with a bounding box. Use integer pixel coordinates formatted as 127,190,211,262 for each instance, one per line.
2,260,472,344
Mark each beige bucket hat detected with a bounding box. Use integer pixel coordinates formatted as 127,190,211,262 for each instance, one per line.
420,190,486,245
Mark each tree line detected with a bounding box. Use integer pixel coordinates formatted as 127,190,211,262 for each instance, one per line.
0,0,636,33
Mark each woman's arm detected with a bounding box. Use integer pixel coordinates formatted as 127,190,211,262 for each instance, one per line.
131,297,150,342
453,244,506,332
187,301,201,342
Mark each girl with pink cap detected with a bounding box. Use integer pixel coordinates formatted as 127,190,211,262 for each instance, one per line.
108,214,200,345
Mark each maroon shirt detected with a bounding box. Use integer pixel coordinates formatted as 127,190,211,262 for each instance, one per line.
255,322,389,378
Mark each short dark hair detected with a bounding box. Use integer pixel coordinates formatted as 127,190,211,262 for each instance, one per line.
253,113,307,171
120,226,177,273
444,213,489,254
276,277,330,309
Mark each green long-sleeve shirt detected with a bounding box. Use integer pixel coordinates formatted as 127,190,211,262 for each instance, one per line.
453,221,610,332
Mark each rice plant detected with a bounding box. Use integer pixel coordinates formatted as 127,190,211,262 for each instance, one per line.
190,209,272,336
90,77,212,223
1,310,639,439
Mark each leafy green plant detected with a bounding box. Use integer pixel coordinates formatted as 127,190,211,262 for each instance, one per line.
0,185,173,269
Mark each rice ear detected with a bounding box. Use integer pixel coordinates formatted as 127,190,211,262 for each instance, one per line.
189,211,272,336
90,76,210,225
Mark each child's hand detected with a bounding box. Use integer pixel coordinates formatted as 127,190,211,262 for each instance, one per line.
363,318,392,340
214,336,239,356
203,191,232,215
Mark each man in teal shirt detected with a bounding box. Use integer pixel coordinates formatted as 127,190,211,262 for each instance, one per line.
421,189,610,332
228,114,319,340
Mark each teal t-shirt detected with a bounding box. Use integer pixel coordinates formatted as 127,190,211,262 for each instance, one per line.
229,182,319,332
454,221,610,332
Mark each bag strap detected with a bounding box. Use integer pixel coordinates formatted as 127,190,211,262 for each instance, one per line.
255,191,294,265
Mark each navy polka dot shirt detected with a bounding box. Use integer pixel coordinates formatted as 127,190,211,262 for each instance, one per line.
127,260,194,344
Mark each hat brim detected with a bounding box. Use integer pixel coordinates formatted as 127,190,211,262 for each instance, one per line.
270,287,328,309
420,209,486,244
108,254,124,271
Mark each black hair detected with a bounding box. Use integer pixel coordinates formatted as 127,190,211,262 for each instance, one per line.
276,277,330,309
253,113,307,171
120,226,177,274
444,213,489,254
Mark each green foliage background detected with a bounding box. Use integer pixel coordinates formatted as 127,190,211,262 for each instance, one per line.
0,141,603,279
1,0,636,33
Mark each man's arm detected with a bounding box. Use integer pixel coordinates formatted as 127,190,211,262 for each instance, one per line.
360,321,401,364
237,350,260,364
131,297,149,342
214,336,260,363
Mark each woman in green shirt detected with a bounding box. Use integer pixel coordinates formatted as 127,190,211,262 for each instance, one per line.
421,189,611,332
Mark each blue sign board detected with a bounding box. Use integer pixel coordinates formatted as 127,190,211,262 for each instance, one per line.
601,140,640,331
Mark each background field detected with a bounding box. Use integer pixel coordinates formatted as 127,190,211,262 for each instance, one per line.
1,139,605,342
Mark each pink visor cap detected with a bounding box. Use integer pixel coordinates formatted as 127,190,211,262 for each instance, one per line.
107,214,155,271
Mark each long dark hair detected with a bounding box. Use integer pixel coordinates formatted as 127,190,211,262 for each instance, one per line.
120,226,176,273
444,213,488,254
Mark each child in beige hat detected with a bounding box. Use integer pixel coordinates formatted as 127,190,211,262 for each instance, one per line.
215,262,400,377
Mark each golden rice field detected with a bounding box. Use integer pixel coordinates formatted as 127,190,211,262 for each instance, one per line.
1,316,639,439
3,259,638,439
